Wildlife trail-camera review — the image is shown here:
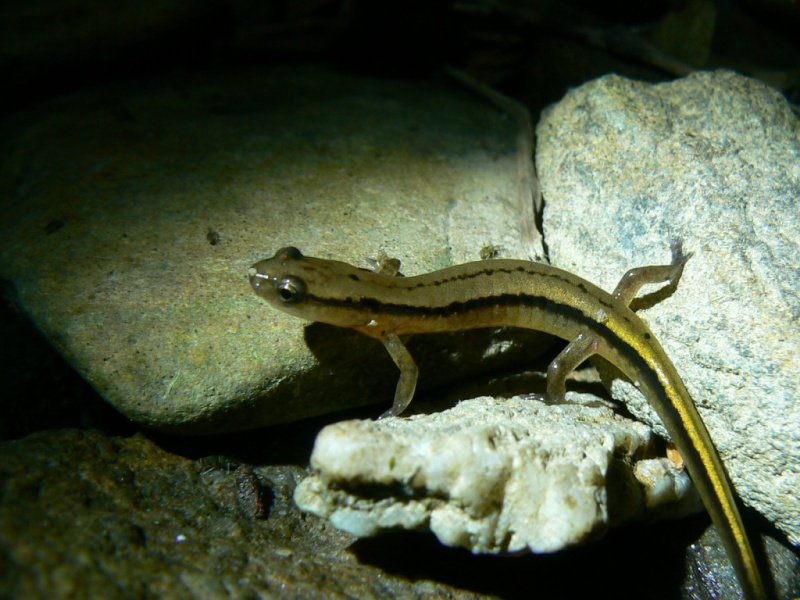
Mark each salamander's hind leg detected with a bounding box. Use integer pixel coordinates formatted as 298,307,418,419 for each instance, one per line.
545,332,605,404
613,240,692,307
545,242,691,404
378,333,419,419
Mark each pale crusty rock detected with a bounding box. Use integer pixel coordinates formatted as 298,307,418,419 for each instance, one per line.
634,458,698,512
536,70,800,545
294,396,699,554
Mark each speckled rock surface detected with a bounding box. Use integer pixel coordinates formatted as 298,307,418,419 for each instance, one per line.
0,66,542,434
536,69,800,546
295,396,701,554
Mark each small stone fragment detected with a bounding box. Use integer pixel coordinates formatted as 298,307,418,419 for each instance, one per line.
235,465,271,520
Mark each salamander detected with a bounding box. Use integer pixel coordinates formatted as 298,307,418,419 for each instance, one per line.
248,244,765,599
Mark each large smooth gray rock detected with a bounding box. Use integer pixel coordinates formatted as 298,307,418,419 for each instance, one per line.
0,66,537,433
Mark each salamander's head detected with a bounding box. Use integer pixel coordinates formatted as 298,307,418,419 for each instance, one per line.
248,246,377,328
249,247,310,310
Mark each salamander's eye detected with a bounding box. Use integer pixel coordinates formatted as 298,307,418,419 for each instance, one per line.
276,276,306,303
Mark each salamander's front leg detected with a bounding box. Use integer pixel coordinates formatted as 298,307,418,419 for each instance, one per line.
612,240,692,306
367,252,403,277
378,333,419,419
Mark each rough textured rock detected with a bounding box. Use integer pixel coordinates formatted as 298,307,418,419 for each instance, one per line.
0,66,542,434
536,69,800,545
295,396,701,555
0,428,488,600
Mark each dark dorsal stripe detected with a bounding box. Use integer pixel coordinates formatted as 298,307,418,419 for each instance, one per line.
306,290,664,403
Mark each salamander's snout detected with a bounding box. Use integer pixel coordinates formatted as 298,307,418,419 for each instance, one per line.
248,262,273,295
248,247,304,295
249,249,309,308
